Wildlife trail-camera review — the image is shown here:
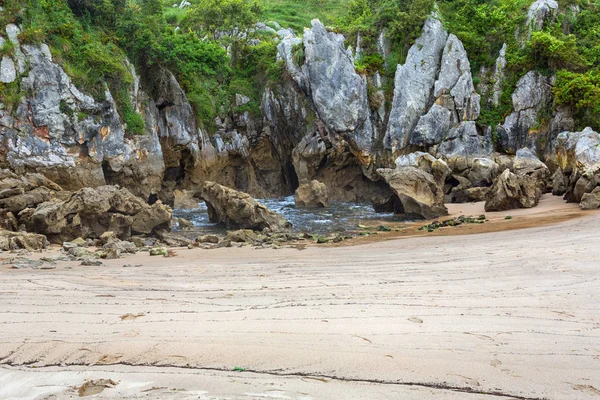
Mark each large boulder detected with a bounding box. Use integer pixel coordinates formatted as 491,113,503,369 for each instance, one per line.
394,152,451,186
513,147,551,189
580,187,600,210
295,180,329,208
202,181,292,232
19,185,172,243
553,127,600,203
484,169,542,211
377,166,448,219
0,230,48,251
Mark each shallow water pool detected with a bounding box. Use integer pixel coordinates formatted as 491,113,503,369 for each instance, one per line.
173,196,397,234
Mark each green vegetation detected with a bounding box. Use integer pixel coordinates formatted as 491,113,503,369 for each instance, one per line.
262,0,349,31
1,0,599,133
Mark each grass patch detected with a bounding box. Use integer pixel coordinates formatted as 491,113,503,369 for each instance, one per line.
262,0,350,31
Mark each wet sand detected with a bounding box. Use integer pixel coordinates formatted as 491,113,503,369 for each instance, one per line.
1,195,599,399
340,194,593,245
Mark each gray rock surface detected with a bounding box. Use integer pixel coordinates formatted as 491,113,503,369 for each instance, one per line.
411,105,452,147
437,121,494,172
0,56,16,83
553,127,600,203
580,187,600,210
385,18,448,150
497,71,553,153
302,20,373,151
433,34,480,122
526,0,559,35
490,44,507,107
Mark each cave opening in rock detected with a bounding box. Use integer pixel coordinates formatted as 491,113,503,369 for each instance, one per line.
164,148,193,188
284,160,299,194
101,161,119,186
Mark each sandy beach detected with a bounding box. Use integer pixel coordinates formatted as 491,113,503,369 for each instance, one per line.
1,196,599,399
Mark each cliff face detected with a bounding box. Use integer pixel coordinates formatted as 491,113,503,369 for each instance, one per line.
0,0,590,205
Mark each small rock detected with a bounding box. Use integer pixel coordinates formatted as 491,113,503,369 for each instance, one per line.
123,264,142,268
71,237,87,246
131,236,146,248
80,259,103,266
226,229,257,243
68,247,90,258
149,247,168,256
216,240,232,248
99,231,117,245
103,239,137,254
101,248,121,259
176,218,195,229
8,257,44,269
62,241,80,251
197,234,219,244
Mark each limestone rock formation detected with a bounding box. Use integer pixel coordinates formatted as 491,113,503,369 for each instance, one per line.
202,181,292,232
385,18,448,150
490,44,507,107
173,190,200,209
295,180,329,208
437,121,495,179
10,184,173,243
497,71,553,153
377,166,448,219
553,127,600,203
301,20,373,151
513,147,551,189
0,33,165,199
484,169,542,211
0,230,48,251
433,34,480,123
526,0,559,36
580,187,600,210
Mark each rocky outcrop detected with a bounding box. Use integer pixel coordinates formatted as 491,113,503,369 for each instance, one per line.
580,187,600,210
0,26,165,199
0,229,48,251
173,189,200,209
385,18,448,150
295,180,328,208
553,127,600,203
201,181,292,232
526,0,559,36
20,185,172,243
377,166,448,219
497,71,553,153
433,34,480,123
513,147,551,189
436,121,495,184
485,169,542,211
490,44,507,107
301,20,373,151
